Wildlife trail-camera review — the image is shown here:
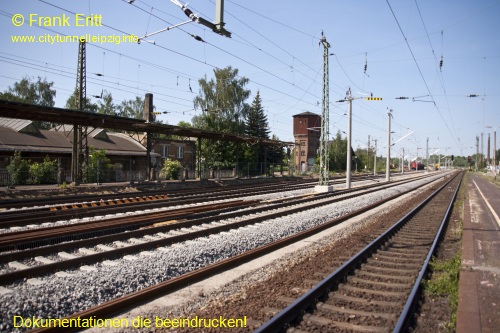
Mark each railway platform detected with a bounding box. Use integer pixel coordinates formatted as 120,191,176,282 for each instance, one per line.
457,173,500,333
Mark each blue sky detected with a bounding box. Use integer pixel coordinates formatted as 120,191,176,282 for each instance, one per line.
1,0,499,159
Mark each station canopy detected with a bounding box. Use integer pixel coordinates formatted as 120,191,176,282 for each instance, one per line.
0,100,292,147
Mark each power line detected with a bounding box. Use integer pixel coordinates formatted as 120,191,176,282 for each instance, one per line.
225,0,319,40
385,0,460,148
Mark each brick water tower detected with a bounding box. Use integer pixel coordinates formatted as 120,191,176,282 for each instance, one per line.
293,112,321,173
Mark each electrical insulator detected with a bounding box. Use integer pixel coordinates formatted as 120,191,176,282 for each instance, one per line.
439,55,443,71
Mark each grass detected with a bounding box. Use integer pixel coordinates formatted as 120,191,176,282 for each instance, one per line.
423,252,461,330
420,172,466,331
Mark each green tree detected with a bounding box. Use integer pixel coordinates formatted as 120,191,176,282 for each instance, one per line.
29,156,57,184
97,90,116,115
66,88,98,113
0,76,56,129
244,91,270,173
117,96,144,119
328,131,348,172
177,120,192,128
268,134,285,174
7,151,30,185
85,147,112,183
192,66,250,168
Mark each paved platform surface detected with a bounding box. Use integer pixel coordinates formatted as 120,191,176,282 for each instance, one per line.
457,173,500,333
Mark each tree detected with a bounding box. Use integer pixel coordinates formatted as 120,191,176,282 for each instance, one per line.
177,120,192,128
117,96,144,119
244,91,271,174
245,91,269,139
328,131,348,172
0,76,56,129
191,66,251,168
7,151,30,185
66,88,98,113
85,147,111,183
29,156,57,184
97,90,116,115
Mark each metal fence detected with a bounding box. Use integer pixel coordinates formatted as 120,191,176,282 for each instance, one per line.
0,163,292,186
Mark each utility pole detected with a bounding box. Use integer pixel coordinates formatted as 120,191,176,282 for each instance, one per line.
401,147,404,174
476,135,479,172
487,133,491,167
346,90,353,189
367,135,371,171
426,137,429,172
72,40,87,185
315,33,332,192
386,109,393,181
495,129,497,175
373,139,377,176
337,93,381,187
481,132,484,168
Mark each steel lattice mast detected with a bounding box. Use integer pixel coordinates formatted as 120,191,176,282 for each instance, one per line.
319,35,330,186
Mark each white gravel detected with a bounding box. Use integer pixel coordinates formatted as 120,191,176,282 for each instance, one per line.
0,172,448,332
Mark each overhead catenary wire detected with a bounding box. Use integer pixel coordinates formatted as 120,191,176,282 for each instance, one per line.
385,0,460,148
73,0,328,111
3,1,421,144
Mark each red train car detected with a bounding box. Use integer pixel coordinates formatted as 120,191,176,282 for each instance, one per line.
411,162,425,170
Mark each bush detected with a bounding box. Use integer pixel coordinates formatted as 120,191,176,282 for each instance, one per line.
7,151,30,185
85,147,111,183
30,156,57,184
160,159,182,180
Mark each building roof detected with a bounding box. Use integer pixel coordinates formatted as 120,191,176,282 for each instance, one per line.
0,125,149,156
292,111,320,117
0,117,39,134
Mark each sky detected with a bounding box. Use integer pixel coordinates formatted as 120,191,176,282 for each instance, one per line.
1,0,500,160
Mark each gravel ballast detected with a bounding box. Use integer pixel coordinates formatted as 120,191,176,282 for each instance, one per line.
0,173,448,332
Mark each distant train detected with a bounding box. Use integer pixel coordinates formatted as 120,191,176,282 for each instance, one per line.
411,162,425,170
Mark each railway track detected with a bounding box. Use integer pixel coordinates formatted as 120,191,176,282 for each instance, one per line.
0,174,385,228
2,172,452,333
0,178,313,210
0,181,314,228
254,171,463,333
0,173,436,285
0,173,384,212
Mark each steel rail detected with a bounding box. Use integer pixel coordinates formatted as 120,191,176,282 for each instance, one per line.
392,172,462,332
0,173,433,256
0,183,316,227
0,178,316,210
0,173,442,284
27,172,454,333
254,171,462,333
0,173,430,251
0,200,258,249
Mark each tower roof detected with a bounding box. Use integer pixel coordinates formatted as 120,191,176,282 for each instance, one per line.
292,111,320,117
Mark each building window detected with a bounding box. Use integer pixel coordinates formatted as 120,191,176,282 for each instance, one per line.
162,145,169,157
177,146,184,159
300,151,306,156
